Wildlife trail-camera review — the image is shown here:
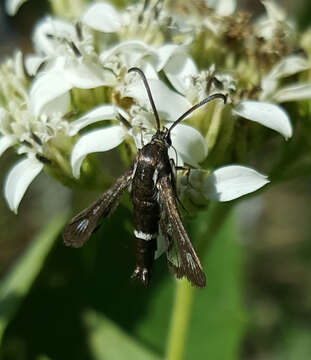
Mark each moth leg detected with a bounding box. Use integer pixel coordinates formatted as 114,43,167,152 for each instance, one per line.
169,159,188,213
175,166,190,172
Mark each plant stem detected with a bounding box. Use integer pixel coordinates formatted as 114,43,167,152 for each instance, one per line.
166,278,195,360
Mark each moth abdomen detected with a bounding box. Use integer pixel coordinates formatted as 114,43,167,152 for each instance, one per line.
131,237,157,286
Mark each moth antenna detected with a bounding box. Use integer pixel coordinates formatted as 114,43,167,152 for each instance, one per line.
168,93,227,136
128,67,161,131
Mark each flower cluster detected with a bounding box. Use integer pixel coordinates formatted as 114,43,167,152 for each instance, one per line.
1,0,311,213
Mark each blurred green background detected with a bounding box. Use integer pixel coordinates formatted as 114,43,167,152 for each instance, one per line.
1,1,311,359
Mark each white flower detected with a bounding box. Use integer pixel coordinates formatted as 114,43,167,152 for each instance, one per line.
255,0,295,41
260,55,310,101
82,1,177,46
259,54,311,104
69,105,269,203
156,50,293,140
26,17,116,115
69,103,208,178
0,101,70,213
0,52,72,213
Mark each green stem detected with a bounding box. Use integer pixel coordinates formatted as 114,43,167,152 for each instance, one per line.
166,279,195,360
165,202,234,360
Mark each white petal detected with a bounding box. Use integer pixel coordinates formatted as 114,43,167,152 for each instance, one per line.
41,92,71,117
171,124,207,167
24,55,46,76
82,3,122,32
168,147,184,167
4,157,43,213
29,67,72,117
63,59,115,89
33,17,77,56
71,125,126,178
139,61,159,79
164,52,198,94
5,0,28,15
206,0,236,16
69,105,129,136
100,40,157,67
233,101,292,140
273,83,311,103
156,44,183,71
261,0,286,22
0,136,16,156
205,165,269,202
268,55,309,79
125,79,192,121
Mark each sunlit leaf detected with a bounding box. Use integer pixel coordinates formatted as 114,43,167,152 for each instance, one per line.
83,310,161,360
0,213,68,343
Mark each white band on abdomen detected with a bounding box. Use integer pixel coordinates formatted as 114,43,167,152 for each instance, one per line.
134,230,157,241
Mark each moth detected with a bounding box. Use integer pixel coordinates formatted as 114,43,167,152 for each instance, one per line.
63,67,226,288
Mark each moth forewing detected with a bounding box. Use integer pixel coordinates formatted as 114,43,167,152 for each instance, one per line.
63,167,134,248
158,176,206,288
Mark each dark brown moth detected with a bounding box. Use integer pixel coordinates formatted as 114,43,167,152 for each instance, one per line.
63,67,226,288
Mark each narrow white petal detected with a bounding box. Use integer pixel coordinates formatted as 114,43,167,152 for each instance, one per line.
125,79,192,121
273,83,311,103
261,0,286,22
24,55,46,76
30,68,72,117
5,0,28,15
206,0,236,16
41,92,71,117
69,105,129,135
164,52,198,94
64,60,115,89
71,125,126,178
33,18,77,56
156,44,183,71
168,147,184,167
4,157,43,213
139,61,159,79
0,136,16,156
268,55,309,79
171,124,207,167
233,101,293,140
82,3,122,32
100,40,157,67
205,165,269,202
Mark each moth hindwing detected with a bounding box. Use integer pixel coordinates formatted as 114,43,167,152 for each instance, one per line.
63,67,226,287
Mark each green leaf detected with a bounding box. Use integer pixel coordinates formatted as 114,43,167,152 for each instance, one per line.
186,210,247,360
0,213,68,343
83,310,161,360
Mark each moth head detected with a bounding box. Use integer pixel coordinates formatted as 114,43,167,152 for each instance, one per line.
151,128,172,148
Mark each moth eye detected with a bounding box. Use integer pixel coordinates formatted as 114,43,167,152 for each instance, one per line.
76,219,89,233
